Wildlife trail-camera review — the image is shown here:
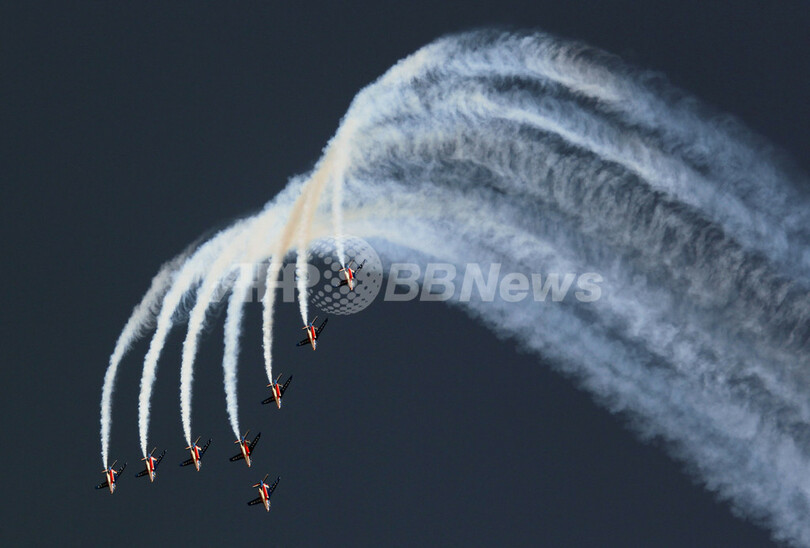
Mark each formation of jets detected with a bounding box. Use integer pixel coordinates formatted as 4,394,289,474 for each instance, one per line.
98,256,366,510
96,314,328,508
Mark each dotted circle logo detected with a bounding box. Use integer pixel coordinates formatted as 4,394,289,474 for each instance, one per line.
308,237,383,315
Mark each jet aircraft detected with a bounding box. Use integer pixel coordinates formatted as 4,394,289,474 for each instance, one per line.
338,259,366,291
262,374,292,409
180,436,211,471
247,474,280,512
230,431,260,467
95,461,126,494
136,448,166,482
297,316,328,350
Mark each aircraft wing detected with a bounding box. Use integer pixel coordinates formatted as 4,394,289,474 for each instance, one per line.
247,497,264,506
179,458,194,467
200,439,211,456
135,469,148,478
315,318,328,335
249,432,261,451
261,395,275,405
280,376,293,395
338,279,348,287
117,463,127,475
154,450,166,469
229,453,245,462
95,480,109,490
268,476,280,496
296,338,310,347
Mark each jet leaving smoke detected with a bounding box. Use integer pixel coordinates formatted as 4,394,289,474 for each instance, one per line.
100,30,809,545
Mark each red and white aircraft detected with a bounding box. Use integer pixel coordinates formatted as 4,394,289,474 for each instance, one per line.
338,259,366,291
180,436,211,471
135,447,166,482
261,374,293,409
95,460,126,494
230,431,261,468
247,474,280,512
296,316,328,351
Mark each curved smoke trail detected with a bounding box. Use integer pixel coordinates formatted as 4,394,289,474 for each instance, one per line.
221,262,256,439
135,224,249,456
101,30,809,545
327,32,810,545
295,247,309,324
261,255,281,382
99,252,187,468
179,239,250,447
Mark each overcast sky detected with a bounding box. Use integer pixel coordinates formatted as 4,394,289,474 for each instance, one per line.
3,2,808,546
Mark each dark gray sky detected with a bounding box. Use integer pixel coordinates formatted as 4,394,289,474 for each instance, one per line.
3,2,808,546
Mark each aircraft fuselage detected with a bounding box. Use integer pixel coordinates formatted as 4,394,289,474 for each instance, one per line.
145,457,157,482
306,326,317,350
259,484,271,511
190,446,201,471
343,268,355,290
240,441,252,467
104,470,116,494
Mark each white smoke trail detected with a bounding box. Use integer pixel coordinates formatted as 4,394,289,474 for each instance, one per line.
260,123,366,336
330,130,358,269
338,45,809,544
256,181,321,382
136,181,302,452
332,180,346,268
177,194,304,445
406,32,810,280
306,32,809,544
178,229,253,446
295,247,309,324
261,256,281,382
109,30,810,546
100,252,187,467
137,222,251,456
257,180,323,383
221,262,256,439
